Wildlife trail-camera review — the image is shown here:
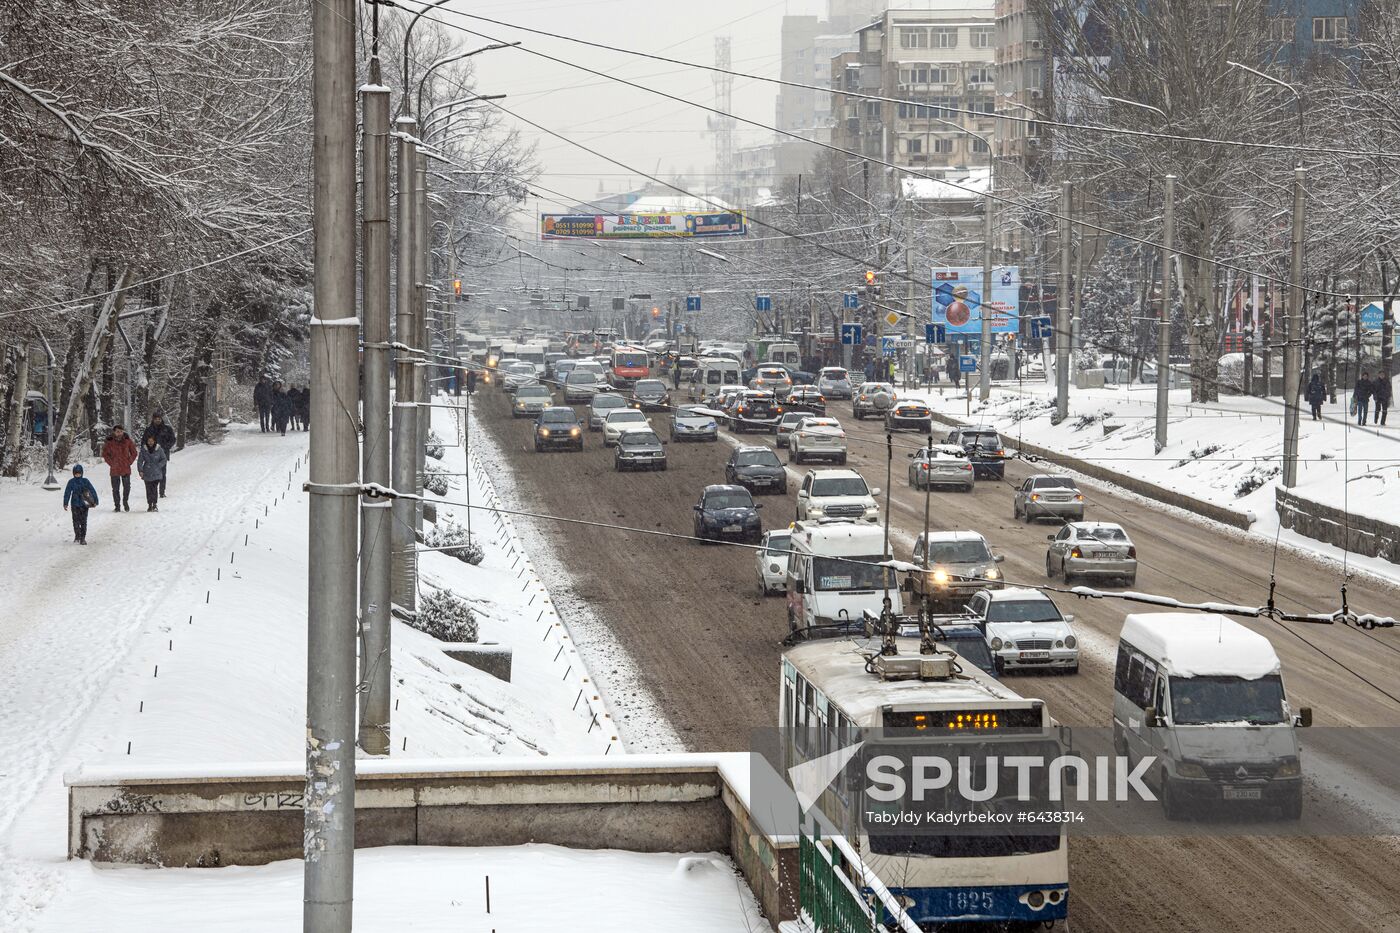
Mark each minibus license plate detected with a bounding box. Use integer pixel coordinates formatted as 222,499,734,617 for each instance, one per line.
1223,786,1261,801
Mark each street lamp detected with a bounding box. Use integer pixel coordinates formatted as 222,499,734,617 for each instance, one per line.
1101,95,1168,120
400,0,457,116
416,43,519,120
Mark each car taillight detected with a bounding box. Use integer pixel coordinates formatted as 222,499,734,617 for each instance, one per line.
776,406,784,413
995,449,1005,457
1128,546,1137,558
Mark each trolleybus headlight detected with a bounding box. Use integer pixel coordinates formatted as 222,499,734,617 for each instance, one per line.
1276,759,1301,778
1176,761,1208,779
1048,889,1063,904
1027,890,1045,909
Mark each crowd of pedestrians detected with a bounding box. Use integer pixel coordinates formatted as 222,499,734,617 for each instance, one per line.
64,411,178,544
253,376,310,435
1353,371,1393,427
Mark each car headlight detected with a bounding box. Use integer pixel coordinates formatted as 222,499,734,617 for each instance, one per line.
1064,635,1077,649
1276,759,1301,778
769,563,781,573
540,428,550,436
985,568,1000,580
1055,639,1065,648
863,505,879,517
570,427,580,436
808,505,824,515
932,569,950,585
990,637,1003,651
1176,762,1208,779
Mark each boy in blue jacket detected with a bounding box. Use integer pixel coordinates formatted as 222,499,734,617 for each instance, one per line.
62,464,99,545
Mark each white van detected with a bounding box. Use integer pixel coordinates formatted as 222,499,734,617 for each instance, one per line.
785,520,902,636
689,357,741,401
1112,613,1309,820
766,341,800,368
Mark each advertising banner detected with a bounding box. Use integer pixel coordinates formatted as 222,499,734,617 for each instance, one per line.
540,211,747,240
932,266,1020,334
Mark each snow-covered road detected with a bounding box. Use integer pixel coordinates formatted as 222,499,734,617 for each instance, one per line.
0,424,308,927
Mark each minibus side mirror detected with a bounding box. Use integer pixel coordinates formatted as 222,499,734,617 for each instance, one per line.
794,579,807,595
1143,705,1164,728
995,554,1005,563
1296,707,1313,728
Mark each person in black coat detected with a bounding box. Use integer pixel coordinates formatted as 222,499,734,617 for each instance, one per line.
1373,371,1392,426
141,412,176,497
1304,372,1326,421
1354,372,1374,426
296,386,311,431
62,464,99,544
271,383,292,435
253,377,273,432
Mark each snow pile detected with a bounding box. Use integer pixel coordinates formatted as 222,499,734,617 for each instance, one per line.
424,516,484,565
413,588,478,643
425,429,445,460
423,462,450,496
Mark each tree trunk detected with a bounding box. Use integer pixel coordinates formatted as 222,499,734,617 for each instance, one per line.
54,267,132,466
3,344,31,476
1183,208,1219,403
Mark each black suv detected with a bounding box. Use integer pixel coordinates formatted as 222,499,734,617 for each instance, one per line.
730,391,782,434
945,426,1006,479
725,445,787,494
534,406,584,452
693,484,763,543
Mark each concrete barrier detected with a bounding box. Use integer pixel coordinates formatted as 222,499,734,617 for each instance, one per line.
929,411,1255,531
1276,487,1400,564
66,754,798,927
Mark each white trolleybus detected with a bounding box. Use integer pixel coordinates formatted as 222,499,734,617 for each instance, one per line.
781,628,1069,929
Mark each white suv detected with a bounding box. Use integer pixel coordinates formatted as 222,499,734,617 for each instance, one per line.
964,587,1079,675
795,469,880,523
788,417,848,464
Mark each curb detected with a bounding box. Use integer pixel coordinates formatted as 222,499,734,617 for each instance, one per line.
927,411,1255,531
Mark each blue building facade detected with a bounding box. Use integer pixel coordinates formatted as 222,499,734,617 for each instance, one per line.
1267,0,1368,67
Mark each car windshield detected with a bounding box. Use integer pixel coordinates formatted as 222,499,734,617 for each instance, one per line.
506,362,533,373
821,369,848,380
765,534,792,556
810,477,868,497
863,384,892,394
758,368,787,378
1033,477,1078,490
619,431,658,447
1169,675,1287,725
811,556,892,591
635,380,665,393
608,411,647,423
565,372,596,384
704,491,754,510
1077,525,1126,541
926,540,993,564
593,396,626,409
965,432,1001,447
985,599,1063,624
781,413,806,425
540,410,575,424
574,362,603,374
803,420,840,431
735,449,781,467
517,386,550,398
942,634,995,674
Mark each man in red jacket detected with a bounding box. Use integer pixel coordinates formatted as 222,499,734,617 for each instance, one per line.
101,424,138,512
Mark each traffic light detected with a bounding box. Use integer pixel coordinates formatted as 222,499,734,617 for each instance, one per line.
453,279,464,303
864,270,876,285
652,306,661,319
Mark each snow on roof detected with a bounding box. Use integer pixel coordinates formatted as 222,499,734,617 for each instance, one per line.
986,586,1049,601
920,530,987,543
1120,613,1281,679
902,166,992,201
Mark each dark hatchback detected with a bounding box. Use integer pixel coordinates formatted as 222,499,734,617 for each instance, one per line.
785,386,826,415
693,484,763,543
725,445,788,494
946,426,1007,479
730,391,782,434
630,378,671,411
534,406,584,451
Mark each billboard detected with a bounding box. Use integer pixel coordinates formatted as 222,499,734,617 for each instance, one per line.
932,266,1020,334
540,211,747,240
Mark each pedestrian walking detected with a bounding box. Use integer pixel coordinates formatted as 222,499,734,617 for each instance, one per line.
1354,371,1374,426
271,382,292,435
137,435,168,512
465,369,477,395
253,376,273,432
296,386,311,431
1374,372,1392,426
1305,372,1326,421
141,412,176,497
101,424,137,512
946,352,960,389
62,464,99,544
671,361,681,390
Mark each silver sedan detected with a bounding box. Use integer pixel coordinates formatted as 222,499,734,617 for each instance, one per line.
1013,474,1085,523
1045,521,1137,586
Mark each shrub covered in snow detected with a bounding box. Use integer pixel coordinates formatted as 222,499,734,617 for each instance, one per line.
425,517,484,565
423,463,449,496
412,588,478,643
1235,465,1280,498
425,430,446,460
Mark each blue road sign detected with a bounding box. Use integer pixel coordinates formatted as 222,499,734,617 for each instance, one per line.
1029,316,1052,339
686,295,702,312
925,323,947,344
880,336,900,357
959,354,978,373
1361,302,1387,332
755,294,772,312
840,322,863,345
843,292,860,309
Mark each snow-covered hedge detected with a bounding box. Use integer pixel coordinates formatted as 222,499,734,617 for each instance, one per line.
424,517,484,565
423,463,449,496
412,588,478,643
425,430,445,461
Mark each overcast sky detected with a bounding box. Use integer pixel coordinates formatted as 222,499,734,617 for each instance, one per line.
442,0,824,212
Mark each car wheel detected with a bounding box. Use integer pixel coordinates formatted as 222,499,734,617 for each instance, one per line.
1045,554,1056,578
779,483,788,495
1112,722,1128,756
1281,791,1303,821
1161,773,1183,822
994,657,1005,677
1125,574,1137,588
837,454,847,465
1065,662,1079,675
1013,503,1020,520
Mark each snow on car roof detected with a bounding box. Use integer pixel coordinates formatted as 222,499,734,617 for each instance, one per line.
919,530,988,543
1120,613,1281,679
985,586,1052,602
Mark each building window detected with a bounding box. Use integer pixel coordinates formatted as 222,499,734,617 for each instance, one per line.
1028,63,1043,89
931,137,953,154
967,66,994,86
1313,17,1347,42
970,96,995,115
972,138,990,154
905,137,923,154
1268,16,1295,43
931,27,958,49
900,27,929,49
970,27,993,49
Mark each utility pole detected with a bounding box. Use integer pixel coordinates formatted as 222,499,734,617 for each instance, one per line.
1282,166,1305,487
391,117,419,617
358,73,391,756
979,182,994,401
305,0,357,928
415,150,430,536
1055,182,1071,422
905,198,917,390
1155,175,1175,454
